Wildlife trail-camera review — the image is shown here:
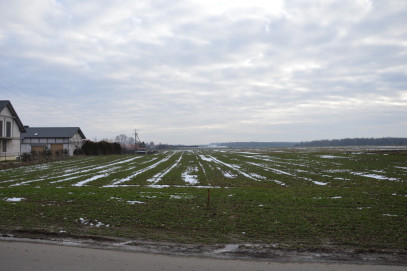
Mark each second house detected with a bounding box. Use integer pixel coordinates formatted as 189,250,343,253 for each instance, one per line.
21,127,86,156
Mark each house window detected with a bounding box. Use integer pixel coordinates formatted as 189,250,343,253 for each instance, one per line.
6,121,11,138
0,121,2,137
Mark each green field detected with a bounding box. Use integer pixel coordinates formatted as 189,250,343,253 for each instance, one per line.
0,148,406,251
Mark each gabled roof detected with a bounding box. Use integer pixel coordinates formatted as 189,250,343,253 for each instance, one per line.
21,127,86,139
0,100,26,133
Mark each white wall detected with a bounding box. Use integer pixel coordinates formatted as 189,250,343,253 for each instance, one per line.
68,132,84,156
0,106,21,160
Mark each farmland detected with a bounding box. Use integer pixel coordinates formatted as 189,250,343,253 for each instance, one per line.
0,148,406,252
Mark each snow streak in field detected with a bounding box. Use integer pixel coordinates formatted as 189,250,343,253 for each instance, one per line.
243,157,329,186
243,161,286,185
8,156,142,187
73,174,108,187
147,154,183,184
223,171,237,178
204,155,265,181
105,153,176,187
246,161,293,176
350,172,400,182
10,178,47,187
198,162,206,176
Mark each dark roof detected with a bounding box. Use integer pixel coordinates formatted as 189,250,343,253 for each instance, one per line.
21,127,86,139
0,100,26,133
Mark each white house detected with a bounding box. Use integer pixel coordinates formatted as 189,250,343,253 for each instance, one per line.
0,100,26,160
21,127,86,156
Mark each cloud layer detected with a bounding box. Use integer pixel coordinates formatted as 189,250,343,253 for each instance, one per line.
1,0,406,144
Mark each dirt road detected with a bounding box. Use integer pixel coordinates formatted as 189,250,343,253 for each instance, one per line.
1,240,406,271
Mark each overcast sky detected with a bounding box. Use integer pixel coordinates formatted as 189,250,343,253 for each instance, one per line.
1,0,406,145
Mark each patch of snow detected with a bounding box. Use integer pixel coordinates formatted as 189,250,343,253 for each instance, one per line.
140,194,157,199
170,194,193,200
182,168,199,185
299,177,328,186
5,197,25,202
233,151,261,155
127,200,145,204
383,214,398,217
72,174,107,187
324,169,351,173
223,171,237,178
213,244,239,254
312,181,328,186
295,169,307,173
9,178,46,187
0,179,17,184
199,155,214,162
319,155,347,159
249,173,267,180
246,161,294,176
272,179,286,186
77,217,109,227
147,185,170,188
351,172,399,181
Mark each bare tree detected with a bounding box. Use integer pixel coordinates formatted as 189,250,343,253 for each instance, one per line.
115,134,128,144
114,134,135,144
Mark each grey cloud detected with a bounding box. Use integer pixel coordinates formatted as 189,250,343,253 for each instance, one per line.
0,0,406,144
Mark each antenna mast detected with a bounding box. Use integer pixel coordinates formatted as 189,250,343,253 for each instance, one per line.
134,129,141,144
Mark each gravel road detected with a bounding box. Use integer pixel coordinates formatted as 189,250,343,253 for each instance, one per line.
1,240,406,271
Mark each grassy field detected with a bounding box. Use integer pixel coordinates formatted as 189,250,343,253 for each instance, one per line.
0,148,406,252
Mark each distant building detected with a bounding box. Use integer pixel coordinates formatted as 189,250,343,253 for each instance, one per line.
21,127,86,156
0,100,26,160
120,143,136,154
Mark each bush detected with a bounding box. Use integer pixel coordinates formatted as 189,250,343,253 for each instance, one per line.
80,140,121,155
21,153,32,162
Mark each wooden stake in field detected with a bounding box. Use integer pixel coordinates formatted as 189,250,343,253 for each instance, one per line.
206,188,210,209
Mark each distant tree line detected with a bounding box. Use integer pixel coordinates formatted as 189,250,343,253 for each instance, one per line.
296,137,407,147
76,140,122,155
210,142,297,148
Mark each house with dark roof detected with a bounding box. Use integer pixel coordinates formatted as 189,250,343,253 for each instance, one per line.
21,127,86,156
0,100,26,160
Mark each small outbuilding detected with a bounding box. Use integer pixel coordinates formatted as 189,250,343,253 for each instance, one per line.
0,100,26,160
21,127,86,156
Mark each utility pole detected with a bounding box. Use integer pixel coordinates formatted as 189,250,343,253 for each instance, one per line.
134,129,141,144
134,129,143,154
134,129,138,154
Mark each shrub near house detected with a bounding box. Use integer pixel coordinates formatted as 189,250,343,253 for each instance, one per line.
79,140,121,155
